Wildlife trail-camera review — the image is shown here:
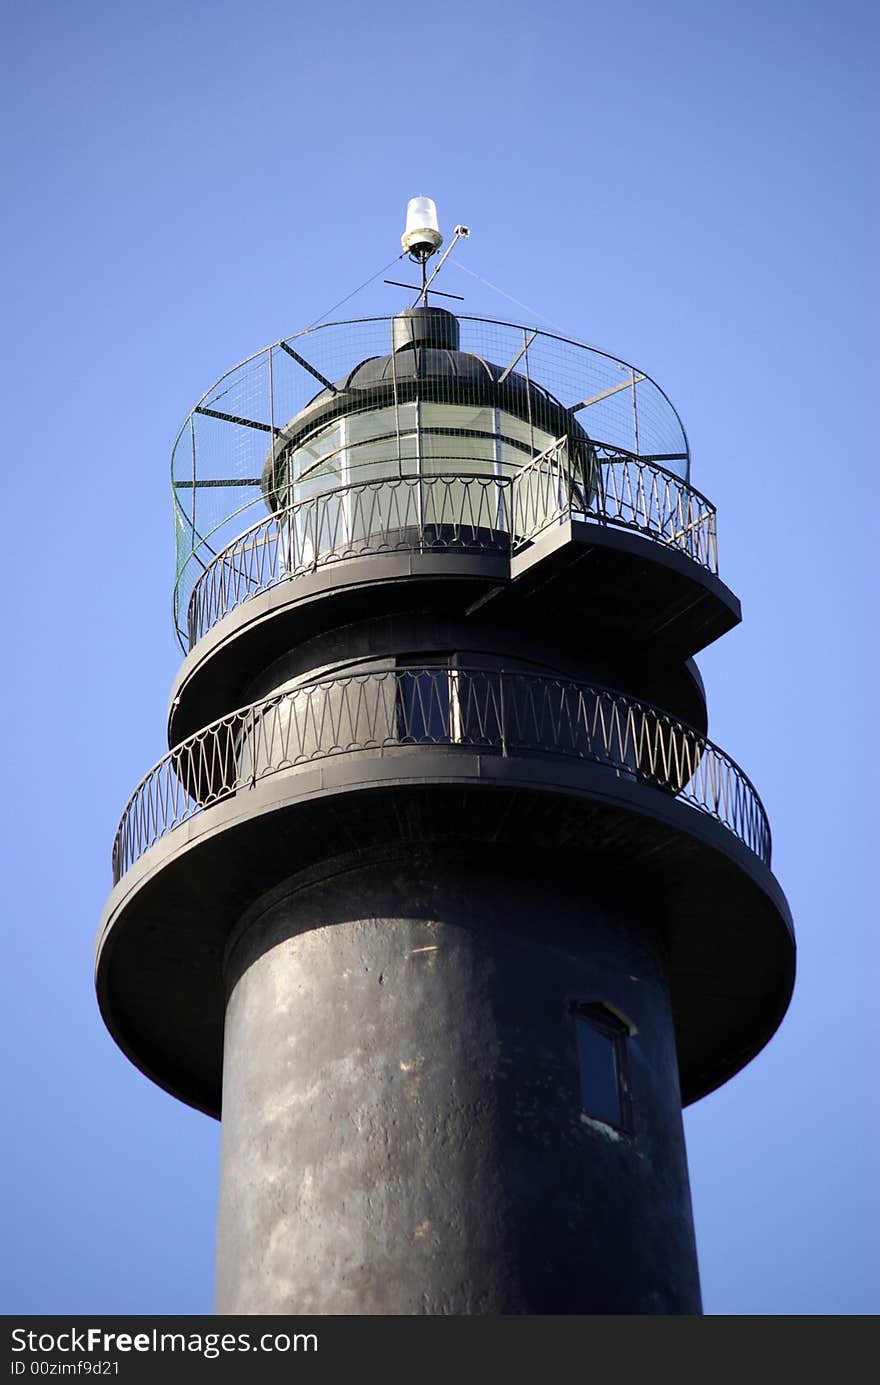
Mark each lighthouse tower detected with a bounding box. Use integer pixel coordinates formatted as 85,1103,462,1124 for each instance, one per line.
96,199,795,1314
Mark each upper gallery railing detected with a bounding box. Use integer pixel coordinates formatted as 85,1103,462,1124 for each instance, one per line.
171,315,692,645
186,442,717,647
112,668,769,882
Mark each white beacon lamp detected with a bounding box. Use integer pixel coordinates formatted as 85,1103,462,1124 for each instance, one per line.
401,196,443,258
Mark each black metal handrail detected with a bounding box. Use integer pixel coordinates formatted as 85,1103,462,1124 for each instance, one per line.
112,669,769,882
185,444,717,648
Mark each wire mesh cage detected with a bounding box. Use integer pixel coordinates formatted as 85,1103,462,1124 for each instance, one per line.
171,314,692,647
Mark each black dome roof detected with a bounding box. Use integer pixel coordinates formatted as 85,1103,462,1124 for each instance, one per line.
262,309,590,503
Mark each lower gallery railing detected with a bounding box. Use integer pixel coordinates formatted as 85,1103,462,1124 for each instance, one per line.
184,446,718,647
112,670,769,882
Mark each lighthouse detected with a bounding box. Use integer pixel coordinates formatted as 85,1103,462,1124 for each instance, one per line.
96,198,795,1314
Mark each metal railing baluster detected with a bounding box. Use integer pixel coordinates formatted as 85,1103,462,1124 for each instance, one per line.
113,670,768,880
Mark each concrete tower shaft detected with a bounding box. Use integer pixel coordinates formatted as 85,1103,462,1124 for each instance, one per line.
216,850,700,1315
96,296,795,1314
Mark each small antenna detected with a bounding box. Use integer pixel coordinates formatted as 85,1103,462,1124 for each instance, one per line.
388,197,471,306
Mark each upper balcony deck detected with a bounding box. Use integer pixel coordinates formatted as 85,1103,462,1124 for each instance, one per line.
185,443,718,649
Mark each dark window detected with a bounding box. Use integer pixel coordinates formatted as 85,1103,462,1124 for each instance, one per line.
572,1002,631,1131
396,666,457,742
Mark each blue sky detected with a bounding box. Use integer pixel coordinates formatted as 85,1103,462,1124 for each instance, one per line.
1,0,877,1315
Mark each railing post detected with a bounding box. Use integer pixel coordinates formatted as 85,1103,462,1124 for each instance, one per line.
499,673,507,756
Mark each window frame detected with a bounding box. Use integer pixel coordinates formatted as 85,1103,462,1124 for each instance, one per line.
570,1000,634,1134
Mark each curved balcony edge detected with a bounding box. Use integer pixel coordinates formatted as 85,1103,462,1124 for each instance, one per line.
96,749,795,1120
117,670,770,883
179,451,719,651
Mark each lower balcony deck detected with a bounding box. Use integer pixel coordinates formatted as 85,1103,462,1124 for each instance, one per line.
96,670,794,1119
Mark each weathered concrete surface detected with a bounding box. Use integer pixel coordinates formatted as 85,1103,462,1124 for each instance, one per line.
215,848,702,1315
